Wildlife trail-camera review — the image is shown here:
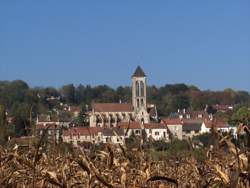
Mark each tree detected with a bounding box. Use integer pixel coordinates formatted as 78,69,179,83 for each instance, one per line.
231,107,250,125
0,105,7,144
12,103,30,136
206,105,217,114
60,84,76,104
76,105,89,126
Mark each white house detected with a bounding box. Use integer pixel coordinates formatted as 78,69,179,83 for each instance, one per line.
201,120,237,138
100,127,125,145
119,122,143,137
144,123,169,141
162,118,183,140
62,127,102,145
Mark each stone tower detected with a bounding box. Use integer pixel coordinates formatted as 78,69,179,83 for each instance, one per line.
132,66,149,123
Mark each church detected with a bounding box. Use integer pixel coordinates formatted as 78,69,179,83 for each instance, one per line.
89,66,157,127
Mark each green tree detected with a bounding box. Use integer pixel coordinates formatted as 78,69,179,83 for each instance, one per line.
12,103,30,136
60,84,76,104
0,105,7,144
231,106,250,125
76,105,89,126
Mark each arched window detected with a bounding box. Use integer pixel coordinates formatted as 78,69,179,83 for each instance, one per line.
136,81,140,97
141,99,144,106
140,81,144,97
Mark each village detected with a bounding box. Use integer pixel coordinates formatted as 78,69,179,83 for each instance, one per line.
22,66,237,147
1,1,250,186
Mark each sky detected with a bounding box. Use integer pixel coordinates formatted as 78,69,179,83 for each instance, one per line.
0,1,250,91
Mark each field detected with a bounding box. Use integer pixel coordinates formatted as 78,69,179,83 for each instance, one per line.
0,125,249,188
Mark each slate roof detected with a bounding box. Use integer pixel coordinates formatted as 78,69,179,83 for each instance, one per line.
132,66,146,77
101,127,124,136
182,120,202,131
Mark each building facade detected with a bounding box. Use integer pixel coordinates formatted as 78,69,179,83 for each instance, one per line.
89,66,150,127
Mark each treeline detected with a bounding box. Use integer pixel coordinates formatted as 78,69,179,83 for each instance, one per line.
0,80,250,139
1,80,250,116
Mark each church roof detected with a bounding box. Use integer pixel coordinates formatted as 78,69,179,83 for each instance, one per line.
132,66,146,77
92,103,133,112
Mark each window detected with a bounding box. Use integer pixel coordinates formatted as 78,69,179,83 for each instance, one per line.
140,81,144,96
137,99,140,108
141,99,144,106
155,131,159,136
136,81,140,97
135,130,141,135
141,118,144,124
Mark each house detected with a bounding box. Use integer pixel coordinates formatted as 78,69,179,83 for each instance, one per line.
200,119,237,138
62,127,102,145
67,105,81,117
36,112,71,128
36,123,61,144
120,121,169,141
144,123,169,141
62,127,125,146
213,104,234,113
182,120,203,138
101,127,125,144
62,121,170,146
119,122,143,137
162,118,183,140
170,109,213,121
181,118,237,139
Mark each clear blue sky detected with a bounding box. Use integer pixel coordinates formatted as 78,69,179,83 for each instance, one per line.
0,1,249,91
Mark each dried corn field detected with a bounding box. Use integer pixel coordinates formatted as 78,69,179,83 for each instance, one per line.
0,125,249,188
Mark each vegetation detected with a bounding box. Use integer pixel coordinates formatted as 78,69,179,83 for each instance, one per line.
0,125,249,187
0,80,250,137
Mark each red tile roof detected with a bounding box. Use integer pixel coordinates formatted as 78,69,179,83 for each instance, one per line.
162,118,183,125
119,122,141,129
92,103,133,112
144,123,166,129
205,120,229,128
14,136,33,142
63,127,102,136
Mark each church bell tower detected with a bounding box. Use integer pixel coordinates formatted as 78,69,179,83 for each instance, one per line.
132,66,149,123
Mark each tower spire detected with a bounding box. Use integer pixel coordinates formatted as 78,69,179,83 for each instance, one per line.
132,66,146,78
